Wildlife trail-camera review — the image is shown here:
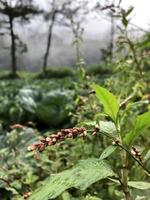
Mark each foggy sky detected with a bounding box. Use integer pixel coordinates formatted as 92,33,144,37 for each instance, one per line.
0,0,149,71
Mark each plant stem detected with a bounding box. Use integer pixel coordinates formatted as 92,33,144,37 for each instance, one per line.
122,152,131,200
116,120,132,200
118,144,150,176
98,130,150,176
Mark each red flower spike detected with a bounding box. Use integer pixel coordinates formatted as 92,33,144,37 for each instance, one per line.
28,127,87,152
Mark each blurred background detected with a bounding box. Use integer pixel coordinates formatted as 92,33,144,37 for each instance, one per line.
0,0,149,72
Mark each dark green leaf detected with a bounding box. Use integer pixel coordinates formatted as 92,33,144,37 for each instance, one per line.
122,15,128,27
125,7,134,17
85,194,102,200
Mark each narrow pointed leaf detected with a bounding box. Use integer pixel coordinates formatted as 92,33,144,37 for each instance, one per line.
100,145,117,160
128,181,150,190
125,111,150,145
92,84,119,122
109,179,150,190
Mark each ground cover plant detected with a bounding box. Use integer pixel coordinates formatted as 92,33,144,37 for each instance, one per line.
26,84,150,200
0,71,150,199
0,77,75,129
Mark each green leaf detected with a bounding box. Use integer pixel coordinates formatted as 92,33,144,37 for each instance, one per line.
100,145,117,160
84,121,117,138
85,194,102,200
109,179,150,190
92,84,119,122
134,111,150,135
122,15,128,27
125,111,150,145
99,121,117,137
144,149,150,162
128,181,150,190
83,121,97,128
61,191,71,200
125,6,134,17
77,66,85,82
29,158,114,200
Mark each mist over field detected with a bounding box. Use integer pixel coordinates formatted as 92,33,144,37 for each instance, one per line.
0,0,149,71
0,14,110,71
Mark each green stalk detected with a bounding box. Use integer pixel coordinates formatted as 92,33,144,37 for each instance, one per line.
115,117,132,200
122,152,131,200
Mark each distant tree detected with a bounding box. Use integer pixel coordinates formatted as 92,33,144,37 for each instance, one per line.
94,0,117,61
0,0,40,77
42,0,57,74
109,0,115,60
43,0,89,74
62,0,88,65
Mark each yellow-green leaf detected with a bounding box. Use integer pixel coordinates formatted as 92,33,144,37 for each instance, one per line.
125,111,150,145
100,145,117,160
92,84,119,122
128,181,150,190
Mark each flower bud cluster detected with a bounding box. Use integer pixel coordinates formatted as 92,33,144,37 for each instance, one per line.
92,125,100,136
28,127,87,152
131,146,142,162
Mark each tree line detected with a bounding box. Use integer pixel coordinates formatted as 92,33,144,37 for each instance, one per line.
0,0,91,77
0,0,143,77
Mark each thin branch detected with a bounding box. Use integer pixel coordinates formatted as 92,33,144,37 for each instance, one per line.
117,143,150,176
119,91,136,108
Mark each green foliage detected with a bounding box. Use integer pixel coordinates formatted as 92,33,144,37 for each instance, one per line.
125,111,150,145
128,182,150,190
1,74,150,200
92,84,119,122
86,64,111,77
36,90,74,127
0,127,40,199
99,121,117,136
38,67,75,79
0,78,75,128
61,191,71,200
121,7,134,27
99,145,117,160
29,158,114,200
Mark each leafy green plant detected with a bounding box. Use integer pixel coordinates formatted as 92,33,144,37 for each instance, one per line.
27,84,150,200
0,78,75,129
29,159,114,200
